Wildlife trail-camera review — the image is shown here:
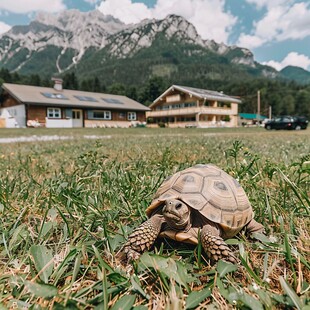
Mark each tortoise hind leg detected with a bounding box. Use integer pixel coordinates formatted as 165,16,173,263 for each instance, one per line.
245,219,264,235
201,224,237,264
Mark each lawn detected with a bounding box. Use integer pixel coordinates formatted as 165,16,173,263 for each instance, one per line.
0,127,309,309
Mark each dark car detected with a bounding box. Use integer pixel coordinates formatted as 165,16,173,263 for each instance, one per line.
294,116,309,129
265,116,308,130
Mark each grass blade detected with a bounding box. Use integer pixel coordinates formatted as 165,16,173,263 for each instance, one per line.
217,260,238,278
110,294,136,310
186,288,211,309
25,281,58,298
279,276,303,310
30,245,54,283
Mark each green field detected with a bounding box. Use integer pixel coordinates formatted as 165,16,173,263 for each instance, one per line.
0,127,309,309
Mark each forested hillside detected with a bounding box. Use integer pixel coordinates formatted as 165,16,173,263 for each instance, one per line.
1,66,309,118
279,66,310,85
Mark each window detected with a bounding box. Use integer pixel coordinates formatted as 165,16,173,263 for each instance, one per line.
128,112,136,121
72,110,81,119
156,102,196,111
119,112,126,119
47,108,61,118
102,98,123,104
42,92,68,100
184,102,196,108
91,110,111,120
74,95,98,102
282,117,292,122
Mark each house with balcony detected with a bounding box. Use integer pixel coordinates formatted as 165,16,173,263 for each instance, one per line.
0,79,150,128
146,85,241,128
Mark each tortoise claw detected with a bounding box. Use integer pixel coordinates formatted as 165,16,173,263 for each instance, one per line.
115,246,141,266
125,247,141,261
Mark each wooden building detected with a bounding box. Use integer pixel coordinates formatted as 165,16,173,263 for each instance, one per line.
147,85,241,128
0,80,150,128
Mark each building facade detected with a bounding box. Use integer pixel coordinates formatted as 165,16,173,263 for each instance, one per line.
0,80,150,128
146,85,241,128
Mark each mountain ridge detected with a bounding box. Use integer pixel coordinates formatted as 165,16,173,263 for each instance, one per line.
0,9,308,84
0,10,263,73
279,65,310,85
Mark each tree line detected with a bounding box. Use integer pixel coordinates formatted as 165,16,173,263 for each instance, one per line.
0,68,309,118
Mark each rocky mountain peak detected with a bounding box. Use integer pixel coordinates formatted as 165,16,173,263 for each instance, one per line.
0,10,257,74
159,14,203,44
107,14,205,58
0,9,128,71
35,9,125,34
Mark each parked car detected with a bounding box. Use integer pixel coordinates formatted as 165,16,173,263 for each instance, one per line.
295,116,309,129
264,116,308,130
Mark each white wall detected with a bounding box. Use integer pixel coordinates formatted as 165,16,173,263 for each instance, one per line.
45,118,73,128
0,105,26,128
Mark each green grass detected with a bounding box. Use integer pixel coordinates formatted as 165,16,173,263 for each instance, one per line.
0,127,309,309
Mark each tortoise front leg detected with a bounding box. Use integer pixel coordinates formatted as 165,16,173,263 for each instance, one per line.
201,224,237,264
121,214,165,261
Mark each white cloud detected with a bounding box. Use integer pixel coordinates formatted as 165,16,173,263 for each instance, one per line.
237,34,264,49
237,1,310,49
97,0,237,43
0,21,11,35
0,0,66,14
97,0,152,24
263,52,310,71
155,0,237,43
276,3,310,41
244,0,292,10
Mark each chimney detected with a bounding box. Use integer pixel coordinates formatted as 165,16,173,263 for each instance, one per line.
52,77,63,91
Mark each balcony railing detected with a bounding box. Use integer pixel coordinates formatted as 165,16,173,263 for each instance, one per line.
146,106,235,118
147,120,234,128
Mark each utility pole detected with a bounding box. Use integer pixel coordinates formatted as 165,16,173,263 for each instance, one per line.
269,105,272,119
257,90,260,124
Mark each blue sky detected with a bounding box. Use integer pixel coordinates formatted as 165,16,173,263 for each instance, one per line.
0,0,310,71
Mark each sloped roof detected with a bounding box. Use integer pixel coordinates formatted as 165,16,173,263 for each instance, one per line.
151,85,242,107
2,83,150,111
239,113,267,120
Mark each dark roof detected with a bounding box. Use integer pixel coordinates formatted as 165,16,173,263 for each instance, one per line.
239,113,267,120
2,83,150,111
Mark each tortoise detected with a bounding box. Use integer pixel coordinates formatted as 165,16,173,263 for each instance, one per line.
120,164,264,263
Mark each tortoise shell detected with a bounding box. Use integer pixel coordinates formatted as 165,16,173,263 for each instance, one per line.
146,164,253,231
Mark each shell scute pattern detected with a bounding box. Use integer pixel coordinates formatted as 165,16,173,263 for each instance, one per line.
159,189,180,201
146,164,253,229
200,202,222,223
172,172,204,194
202,177,238,211
178,193,207,211
153,172,180,199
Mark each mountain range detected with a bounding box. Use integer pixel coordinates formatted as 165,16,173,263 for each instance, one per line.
0,9,310,86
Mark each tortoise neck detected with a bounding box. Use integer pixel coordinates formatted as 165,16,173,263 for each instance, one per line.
183,221,192,232
166,214,192,232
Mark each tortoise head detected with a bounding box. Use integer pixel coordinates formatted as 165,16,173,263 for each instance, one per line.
162,199,191,230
